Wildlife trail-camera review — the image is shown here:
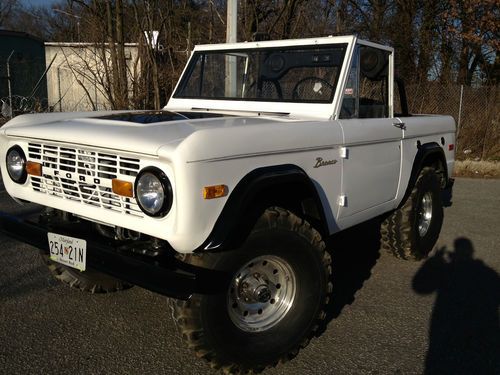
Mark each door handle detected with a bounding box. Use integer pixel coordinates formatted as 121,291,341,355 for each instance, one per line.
393,122,406,130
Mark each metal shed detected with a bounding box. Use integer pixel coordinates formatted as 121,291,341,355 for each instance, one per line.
0,30,48,116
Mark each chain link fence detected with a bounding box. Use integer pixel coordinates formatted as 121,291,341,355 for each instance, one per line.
0,55,49,124
403,83,500,161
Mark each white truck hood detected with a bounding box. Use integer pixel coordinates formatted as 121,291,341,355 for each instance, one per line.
1,110,294,156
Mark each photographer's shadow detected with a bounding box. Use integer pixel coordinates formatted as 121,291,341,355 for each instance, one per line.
413,238,500,374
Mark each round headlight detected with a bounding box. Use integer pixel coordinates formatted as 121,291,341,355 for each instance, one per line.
135,168,172,217
6,146,27,184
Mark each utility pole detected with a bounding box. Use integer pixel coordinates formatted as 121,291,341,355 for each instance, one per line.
226,0,237,44
225,0,237,97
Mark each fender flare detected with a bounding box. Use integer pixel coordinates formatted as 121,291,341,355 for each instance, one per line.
401,142,448,205
199,164,328,252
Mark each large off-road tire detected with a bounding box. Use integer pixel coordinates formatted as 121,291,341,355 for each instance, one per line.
41,254,133,293
381,167,444,260
170,207,332,374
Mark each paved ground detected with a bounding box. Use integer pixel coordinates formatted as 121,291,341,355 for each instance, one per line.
0,178,498,375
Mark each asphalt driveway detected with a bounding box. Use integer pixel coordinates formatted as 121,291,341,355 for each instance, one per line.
0,177,498,374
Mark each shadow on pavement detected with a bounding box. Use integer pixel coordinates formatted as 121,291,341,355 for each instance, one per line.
441,182,453,207
317,218,382,335
413,237,500,375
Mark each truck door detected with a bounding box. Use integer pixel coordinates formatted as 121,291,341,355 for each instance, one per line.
337,44,403,219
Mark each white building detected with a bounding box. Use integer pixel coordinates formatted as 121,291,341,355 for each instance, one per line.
45,42,139,112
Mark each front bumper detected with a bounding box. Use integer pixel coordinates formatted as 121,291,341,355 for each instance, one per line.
0,211,229,300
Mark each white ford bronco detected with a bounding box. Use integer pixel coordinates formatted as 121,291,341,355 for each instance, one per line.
0,36,455,373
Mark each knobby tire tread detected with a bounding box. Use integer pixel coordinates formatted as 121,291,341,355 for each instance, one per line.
41,254,132,293
170,207,332,374
381,167,443,260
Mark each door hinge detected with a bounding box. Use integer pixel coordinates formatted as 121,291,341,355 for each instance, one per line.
339,147,348,159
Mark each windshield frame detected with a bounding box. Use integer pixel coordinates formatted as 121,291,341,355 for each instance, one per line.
173,44,347,104
166,35,358,119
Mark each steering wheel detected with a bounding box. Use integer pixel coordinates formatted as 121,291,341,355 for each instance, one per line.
292,77,334,101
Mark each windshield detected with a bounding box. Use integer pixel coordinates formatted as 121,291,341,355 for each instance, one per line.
174,44,347,104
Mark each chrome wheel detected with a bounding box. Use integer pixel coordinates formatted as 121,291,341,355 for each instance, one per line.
418,192,433,237
227,255,296,332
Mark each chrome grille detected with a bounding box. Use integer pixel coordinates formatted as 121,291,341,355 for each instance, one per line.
27,142,143,217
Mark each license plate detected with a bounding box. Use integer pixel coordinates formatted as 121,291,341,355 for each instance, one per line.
47,233,87,271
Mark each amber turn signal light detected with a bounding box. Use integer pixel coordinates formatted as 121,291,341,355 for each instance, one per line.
26,161,42,176
203,184,228,199
112,179,134,197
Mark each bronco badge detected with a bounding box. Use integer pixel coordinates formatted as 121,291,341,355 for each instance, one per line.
314,157,338,168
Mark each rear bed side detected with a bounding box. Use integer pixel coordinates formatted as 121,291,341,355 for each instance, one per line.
395,114,456,205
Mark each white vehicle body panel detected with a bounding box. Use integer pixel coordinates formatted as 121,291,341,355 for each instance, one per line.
0,35,456,253
396,115,456,203
337,118,402,218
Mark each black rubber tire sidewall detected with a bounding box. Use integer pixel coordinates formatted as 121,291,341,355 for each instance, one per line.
411,168,444,258
194,227,328,369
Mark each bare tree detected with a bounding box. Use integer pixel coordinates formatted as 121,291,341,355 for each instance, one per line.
0,0,16,27
448,0,500,85
4,0,499,109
